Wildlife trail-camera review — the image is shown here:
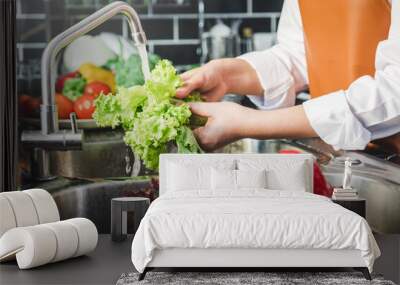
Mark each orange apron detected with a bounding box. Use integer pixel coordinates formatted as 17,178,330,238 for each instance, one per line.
298,0,399,154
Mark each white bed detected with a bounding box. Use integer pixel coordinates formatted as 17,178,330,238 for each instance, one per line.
131,154,380,280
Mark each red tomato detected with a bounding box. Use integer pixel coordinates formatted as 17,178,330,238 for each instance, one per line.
55,93,74,119
74,93,96,119
84,81,111,98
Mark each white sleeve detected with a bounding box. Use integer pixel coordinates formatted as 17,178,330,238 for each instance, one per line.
303,0,400,150
238,0,308,110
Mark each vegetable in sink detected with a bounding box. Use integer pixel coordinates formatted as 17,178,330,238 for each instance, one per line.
54,53,159,120
93,60,204,170
62,77,87,102
56,64,115,119
108,53,160,88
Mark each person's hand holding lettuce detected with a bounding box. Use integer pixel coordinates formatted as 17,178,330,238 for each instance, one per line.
93,60,204,170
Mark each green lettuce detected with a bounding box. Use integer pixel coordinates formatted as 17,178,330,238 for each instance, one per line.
92,92,121,128
62,77,86,101
93,60,204,170
113,53,160,88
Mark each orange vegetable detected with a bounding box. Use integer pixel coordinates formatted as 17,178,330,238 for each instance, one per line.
55,93,74,119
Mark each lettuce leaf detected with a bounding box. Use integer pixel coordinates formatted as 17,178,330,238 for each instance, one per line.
117,86,148,129
94,59,204,170
176,126,203,154
92,93,121,128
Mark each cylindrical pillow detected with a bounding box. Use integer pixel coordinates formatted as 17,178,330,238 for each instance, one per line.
42,221,79,262
0,218,98,269
0,192,39,227
23,189,60,224
0,226,57,269
65,218,98,257
0,196,17,237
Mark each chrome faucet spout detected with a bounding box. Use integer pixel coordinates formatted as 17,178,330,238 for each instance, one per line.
22,1,148,180
41,1,147,134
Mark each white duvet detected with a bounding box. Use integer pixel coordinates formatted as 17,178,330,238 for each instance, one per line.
131,190,380,273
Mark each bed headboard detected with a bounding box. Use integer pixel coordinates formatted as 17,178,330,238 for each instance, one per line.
159,153,314,196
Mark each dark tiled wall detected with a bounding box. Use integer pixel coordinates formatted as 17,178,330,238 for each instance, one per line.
17,0,283,95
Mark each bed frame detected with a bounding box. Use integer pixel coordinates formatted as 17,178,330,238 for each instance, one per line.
140,248,371,280
139,154,371,281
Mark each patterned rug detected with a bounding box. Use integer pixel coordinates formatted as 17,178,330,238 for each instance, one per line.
116,271,396,285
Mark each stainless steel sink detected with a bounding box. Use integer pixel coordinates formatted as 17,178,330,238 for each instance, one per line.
49,138,400,235
51,179,157,233
50,129,143,178
219,138,400,234
322,170,400,234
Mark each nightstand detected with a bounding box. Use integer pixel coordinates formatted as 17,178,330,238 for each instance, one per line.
332,198,366,218
111,197,150,242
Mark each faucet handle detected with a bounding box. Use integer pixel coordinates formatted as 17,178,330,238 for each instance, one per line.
69,112,78,133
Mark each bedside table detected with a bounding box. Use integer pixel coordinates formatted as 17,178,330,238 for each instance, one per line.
111,197,150,242
332,198,366,218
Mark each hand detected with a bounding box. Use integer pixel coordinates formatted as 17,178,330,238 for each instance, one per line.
189,101,249,151
176,60,228,102
176,58,264,102
189,102,317,151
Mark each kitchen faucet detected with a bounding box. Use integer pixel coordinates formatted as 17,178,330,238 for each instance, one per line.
21,1,147,180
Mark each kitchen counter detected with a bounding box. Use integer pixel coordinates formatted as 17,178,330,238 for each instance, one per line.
0,234,134,285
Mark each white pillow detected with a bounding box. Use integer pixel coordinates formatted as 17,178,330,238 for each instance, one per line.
167,162,211,191
238,159,307,191
236,169,267,189
211,169,268,190
211,168,236,190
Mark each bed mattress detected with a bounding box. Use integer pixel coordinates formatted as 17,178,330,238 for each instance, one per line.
131,190,380,273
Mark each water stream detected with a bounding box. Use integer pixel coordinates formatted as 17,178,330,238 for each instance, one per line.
127,43,150,176
136,43,151,81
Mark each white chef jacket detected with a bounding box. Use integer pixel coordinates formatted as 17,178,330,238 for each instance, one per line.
239,0,400,150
